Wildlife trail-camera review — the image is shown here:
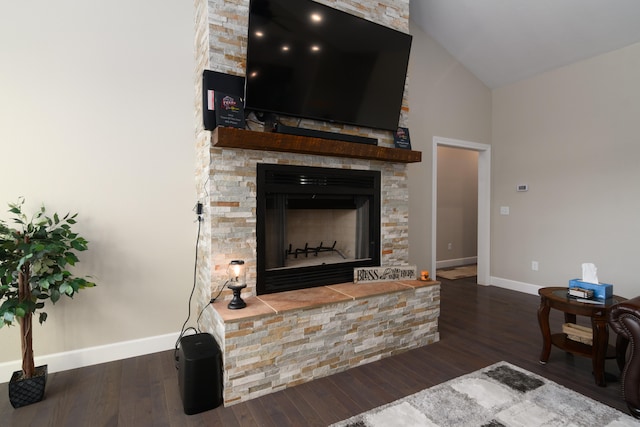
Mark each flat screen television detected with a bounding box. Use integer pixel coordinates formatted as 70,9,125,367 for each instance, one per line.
245,0,412,132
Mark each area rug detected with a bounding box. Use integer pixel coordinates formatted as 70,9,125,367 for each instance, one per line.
331,362,639,427
436,264,477,280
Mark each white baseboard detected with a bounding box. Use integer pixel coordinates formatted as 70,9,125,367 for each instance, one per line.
490,276,541,296
436,256,477,269
0,332,180,380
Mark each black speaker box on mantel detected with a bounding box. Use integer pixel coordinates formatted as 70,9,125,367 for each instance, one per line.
178,333,223,415
202,70,245,130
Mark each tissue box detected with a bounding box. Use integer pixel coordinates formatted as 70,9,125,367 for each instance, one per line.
569,279,613,300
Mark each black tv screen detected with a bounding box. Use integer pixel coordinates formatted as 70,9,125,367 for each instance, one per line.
245,0,412,132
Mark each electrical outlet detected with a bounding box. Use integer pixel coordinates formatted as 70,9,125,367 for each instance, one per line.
531,261,539,271
447,243,452,250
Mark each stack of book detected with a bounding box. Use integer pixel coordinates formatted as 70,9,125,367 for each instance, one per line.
562,323,593,346
568,287,594,299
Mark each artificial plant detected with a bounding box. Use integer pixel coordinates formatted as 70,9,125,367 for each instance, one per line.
0,198,96,379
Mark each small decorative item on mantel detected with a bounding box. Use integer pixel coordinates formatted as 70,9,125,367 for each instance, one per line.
393,127,411,149
213,91,245,129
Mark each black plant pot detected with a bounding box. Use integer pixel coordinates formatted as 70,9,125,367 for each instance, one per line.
8,365,48,408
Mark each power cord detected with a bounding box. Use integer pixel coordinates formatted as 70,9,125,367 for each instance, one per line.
174,202,204,368
209,281,229,305
188,280,229,351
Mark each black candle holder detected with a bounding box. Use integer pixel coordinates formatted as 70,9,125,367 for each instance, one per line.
227,282,247,310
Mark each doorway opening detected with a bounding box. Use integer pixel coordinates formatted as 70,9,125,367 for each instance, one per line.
431,137,491,285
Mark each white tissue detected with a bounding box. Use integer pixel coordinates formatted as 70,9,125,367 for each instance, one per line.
581,263,599,285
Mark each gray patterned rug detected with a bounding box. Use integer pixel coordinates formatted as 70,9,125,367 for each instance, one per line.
331,362,639,427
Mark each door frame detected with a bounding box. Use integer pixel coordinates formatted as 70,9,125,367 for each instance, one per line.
432,136,491,285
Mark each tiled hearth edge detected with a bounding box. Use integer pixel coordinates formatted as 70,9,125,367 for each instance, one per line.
209,280,440,406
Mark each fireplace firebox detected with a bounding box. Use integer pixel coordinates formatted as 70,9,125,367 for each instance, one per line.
256,164,381,294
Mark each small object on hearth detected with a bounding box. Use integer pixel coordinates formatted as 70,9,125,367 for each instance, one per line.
420,270,430,281
227,260,247,310
354,265,417,283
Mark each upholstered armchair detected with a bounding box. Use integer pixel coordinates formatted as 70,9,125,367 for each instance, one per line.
609,296,640,418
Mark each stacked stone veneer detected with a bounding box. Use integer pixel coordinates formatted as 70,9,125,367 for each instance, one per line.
195,0,412,300
211,281,440,405
192,0,435,407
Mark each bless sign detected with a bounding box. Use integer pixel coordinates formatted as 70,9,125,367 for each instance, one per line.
353,266,417,283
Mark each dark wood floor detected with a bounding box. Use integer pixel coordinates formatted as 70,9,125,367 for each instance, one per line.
1,277,630,426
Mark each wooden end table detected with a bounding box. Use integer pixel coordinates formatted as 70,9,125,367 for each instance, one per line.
537,286,626,386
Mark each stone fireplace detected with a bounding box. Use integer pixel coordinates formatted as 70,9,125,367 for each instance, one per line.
194,0,414,298
194,0,440,407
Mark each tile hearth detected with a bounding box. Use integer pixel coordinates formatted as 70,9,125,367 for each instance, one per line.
210,280,440,405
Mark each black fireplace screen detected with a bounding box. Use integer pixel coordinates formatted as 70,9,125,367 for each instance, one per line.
256,164,381,294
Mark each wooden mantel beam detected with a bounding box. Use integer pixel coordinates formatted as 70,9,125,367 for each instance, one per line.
212,127,422,163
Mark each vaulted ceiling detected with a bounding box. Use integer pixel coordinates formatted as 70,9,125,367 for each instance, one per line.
409,0,640,89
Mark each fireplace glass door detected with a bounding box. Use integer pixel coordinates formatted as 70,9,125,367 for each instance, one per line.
257,164,380,294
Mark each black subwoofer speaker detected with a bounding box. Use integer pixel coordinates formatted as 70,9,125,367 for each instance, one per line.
178,333,223,415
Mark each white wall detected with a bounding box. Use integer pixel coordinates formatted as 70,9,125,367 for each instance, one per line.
492,41,640,298
407,21,492,273
0,1,196,375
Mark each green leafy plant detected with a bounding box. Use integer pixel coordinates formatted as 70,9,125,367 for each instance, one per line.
0,198,95,379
